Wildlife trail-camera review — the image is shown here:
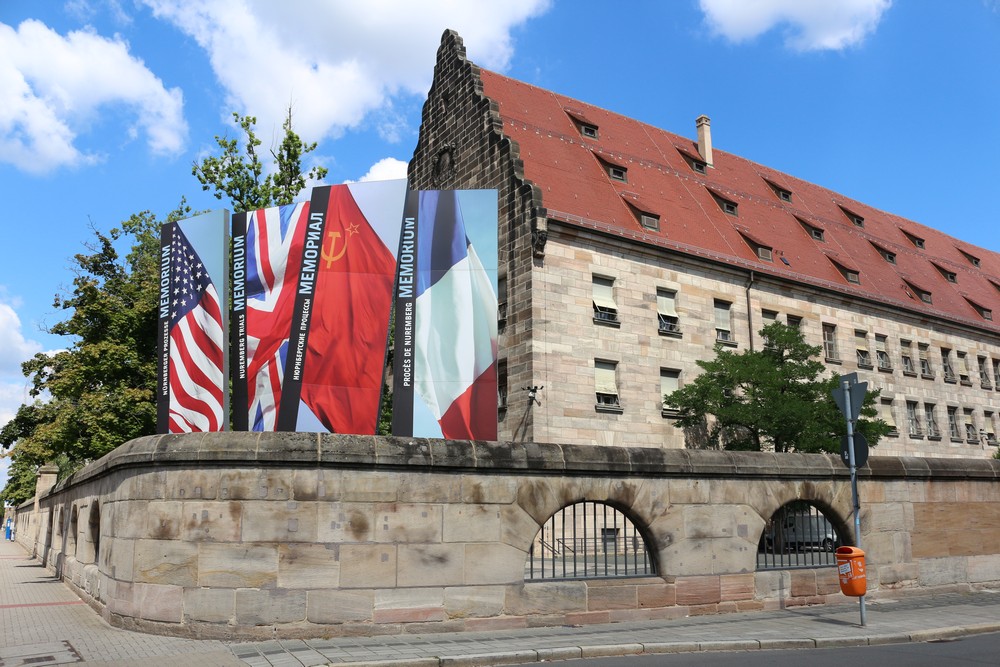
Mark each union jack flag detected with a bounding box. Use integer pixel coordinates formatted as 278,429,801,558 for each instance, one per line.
168,226,225,432
244,202,310,430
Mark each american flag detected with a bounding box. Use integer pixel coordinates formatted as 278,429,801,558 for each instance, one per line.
244,202,309,430
168,226,225,432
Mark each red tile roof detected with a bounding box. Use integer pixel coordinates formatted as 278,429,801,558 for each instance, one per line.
479,69,1000,333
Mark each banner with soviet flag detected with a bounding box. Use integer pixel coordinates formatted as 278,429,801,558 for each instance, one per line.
277,180,407,434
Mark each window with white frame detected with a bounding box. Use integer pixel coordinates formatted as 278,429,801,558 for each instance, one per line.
919,343,933,378
924,403,940,438
714,300,734,344
656,288,680,336
906,401,922,437
592,276,619,325
900,340,915,375
979,357,992,388
823,323,838,361
984,411,997,445
855,331,872,368
948,406,961,440
941,348,956,382
880,400,898,435
964,409,977,442
958,352,972,385
595,360,622,411
660,368,680,417
875,335,891,371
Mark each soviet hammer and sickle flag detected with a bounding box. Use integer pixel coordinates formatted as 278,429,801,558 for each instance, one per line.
275,182,407,434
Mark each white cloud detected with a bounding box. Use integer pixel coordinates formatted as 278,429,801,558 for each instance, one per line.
699,0,892,51
0,19,187,174
142,0,550,143
0,300,44,495
351,157,410,183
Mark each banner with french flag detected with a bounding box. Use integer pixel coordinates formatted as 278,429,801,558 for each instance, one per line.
156,210,229,433
391,189,499,440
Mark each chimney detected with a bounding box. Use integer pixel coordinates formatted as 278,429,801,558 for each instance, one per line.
696,115,713,167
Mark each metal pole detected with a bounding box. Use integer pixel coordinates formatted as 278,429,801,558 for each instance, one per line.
842,379,867,627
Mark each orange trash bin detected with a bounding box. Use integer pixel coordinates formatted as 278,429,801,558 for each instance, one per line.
835,546,866,596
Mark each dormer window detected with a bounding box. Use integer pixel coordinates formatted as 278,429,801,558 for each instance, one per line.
839,205,864,228
676,147,707,174
829,257,860,284
966,297,993,321
871,243,896,264
565,108,599,140
904,280,932,304
933,264,957,283
709,189,738,216
959,249,981,268
609,165,627,181
638,211,659,231
738,229,771,261
764,179,792,202
902,230,925,249
796,217,824,242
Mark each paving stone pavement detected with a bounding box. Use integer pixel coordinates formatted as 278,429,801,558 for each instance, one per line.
4,538,1000,666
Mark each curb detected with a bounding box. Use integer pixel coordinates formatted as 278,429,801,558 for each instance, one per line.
330,623,1000,667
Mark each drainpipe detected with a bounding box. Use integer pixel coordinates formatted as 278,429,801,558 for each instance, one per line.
745,270,755,351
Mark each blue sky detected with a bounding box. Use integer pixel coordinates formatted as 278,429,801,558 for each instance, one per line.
1,0,998,488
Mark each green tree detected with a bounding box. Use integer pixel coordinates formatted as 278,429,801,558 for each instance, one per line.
193,108,328,212
666,322,889,452
0,203,192,504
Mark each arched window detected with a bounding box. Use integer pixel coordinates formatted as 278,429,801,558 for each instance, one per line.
67,506,79,559
88,502,101,565
758,501,845,570
525,501,655,580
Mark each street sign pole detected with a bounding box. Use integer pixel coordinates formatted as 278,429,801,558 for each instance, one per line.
840,376,867,627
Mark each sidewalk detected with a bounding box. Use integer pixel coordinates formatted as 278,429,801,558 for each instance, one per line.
3,538,999,667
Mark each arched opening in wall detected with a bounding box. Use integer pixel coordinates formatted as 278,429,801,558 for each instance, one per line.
525,501,656,580
757,501,846,570
67,506,78,559
42,508,54,566
88,502,101,565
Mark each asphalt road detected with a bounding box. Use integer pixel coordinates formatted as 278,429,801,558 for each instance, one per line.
511,631,1000,666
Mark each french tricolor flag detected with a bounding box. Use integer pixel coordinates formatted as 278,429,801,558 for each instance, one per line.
400,190,498,440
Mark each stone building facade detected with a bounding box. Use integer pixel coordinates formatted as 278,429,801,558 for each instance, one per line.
409,31,1000,458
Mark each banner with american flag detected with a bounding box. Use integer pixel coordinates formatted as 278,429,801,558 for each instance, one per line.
156,211,230,433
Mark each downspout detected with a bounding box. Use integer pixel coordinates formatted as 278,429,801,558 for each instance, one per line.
745,270,755,351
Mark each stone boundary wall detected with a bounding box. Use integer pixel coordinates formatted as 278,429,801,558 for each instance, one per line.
15,433,1000,639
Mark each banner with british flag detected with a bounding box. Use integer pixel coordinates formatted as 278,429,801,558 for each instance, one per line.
156,211,230,433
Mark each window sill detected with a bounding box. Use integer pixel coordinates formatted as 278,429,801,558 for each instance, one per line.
944,377,957,384
921,374,935,380
960,380,973,387
927,435,942,441
950,438,964,444
902,370,918,377
825,357,842,365
877,366,894,373
857,363,874,370
981,384,993,391
595,404,624,414
967,439,981,445
593,317,621,328
887,430,899,437
661,409,682,419
658,330,683,339
717,339,738,348
909,434,924,440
